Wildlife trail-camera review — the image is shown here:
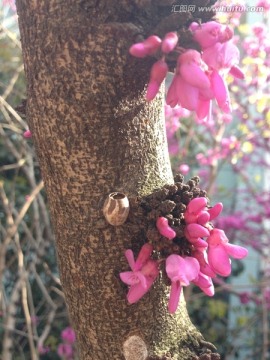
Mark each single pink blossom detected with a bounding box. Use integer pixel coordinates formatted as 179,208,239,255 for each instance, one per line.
156,217,176,240
239,292,251,304
229,65,244,79
169,74,200,110
129,35,161,58
166,255,200,313
208,202,223,221
207,229,248,276
202,41,240,72
23,130,32,138
185,223,210,239
120,244,159,304
178,50,210,89
192,249,216,278
57,343,73,359
185,223,209,250
185,197,222,225
189,21,233,50
166,50,213,111
179,164,189,175
210,70,231,113
161,32,178,54
146,60,168,101
196,97,211,121
193,272,215,296
184,197,208,224
61,327,76,344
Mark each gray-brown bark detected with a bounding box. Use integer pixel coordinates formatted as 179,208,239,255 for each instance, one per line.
16,1,219,359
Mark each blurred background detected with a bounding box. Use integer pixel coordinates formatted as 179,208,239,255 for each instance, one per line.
0,0,269,359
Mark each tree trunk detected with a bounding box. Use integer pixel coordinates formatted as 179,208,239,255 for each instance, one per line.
16,1,219,359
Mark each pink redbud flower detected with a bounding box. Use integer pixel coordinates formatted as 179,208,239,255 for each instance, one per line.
143,35,162,54
120,244,159,304
57,343,73,358
239,292,251,304
179,164,190,175
207,229,248,277
129,35,161,58
185,223,209,239
184,197,223,225
210,70,231,113
61,327,76,344
161,32,178,54
167,50,212,111
185,223,209,250
202,41,240,73
229,65,245,79
146,60,168,101
178,50,210,89
193,272,215,296
193,250,216,278
189,21,233,50
184,197,208,224
23,130,32,138
166,255,200,313
208,202,223,221
156,217,176,240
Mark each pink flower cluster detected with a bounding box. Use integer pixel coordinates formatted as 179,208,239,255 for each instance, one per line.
120,197,248,313
130,32,178,101
170,22,244,120
129,21,244,122
57,327,76,360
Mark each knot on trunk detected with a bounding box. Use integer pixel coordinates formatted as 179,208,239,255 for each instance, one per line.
123,335,148,360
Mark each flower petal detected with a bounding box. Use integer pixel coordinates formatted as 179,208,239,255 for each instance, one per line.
166,75,179,108
176,76,199,111
186,223,210,239
119,271,138,286
134,244,153,271
166,255,183,282
197,211,210,225
193,250,216,278
146,81,160,101
193,272,215,296
187,197,207,214
207,228,228,246
156,217,176,240
229,65,245,79
168,281,182,314
124,249,135,270
224,243,248,259
208,202,223,220
192,238,208,250
196,98,211,121
208,245,231,276
211,71,231,113
182,256,200,282
180,64,210,89
161,32,178,54
127,275,156,304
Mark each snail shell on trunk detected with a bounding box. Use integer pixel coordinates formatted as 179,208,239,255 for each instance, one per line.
102,192,130,226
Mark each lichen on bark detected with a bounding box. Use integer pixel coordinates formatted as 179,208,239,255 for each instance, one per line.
16,0,220,358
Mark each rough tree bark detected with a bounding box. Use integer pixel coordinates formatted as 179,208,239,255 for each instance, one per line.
16,0,219,359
